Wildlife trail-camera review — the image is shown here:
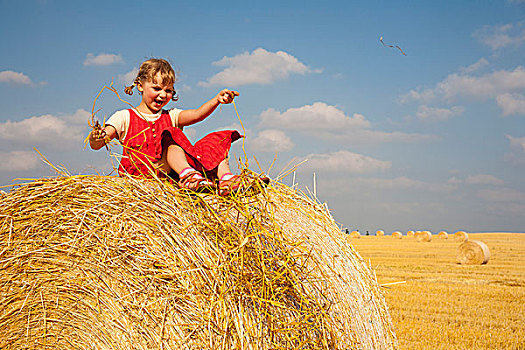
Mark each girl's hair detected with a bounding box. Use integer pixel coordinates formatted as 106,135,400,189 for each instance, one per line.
124,58,178,101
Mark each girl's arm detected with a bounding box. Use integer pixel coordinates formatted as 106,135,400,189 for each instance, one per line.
89,125,117,150
178,89,239,127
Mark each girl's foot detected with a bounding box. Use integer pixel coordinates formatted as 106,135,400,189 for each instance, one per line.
218,173,270,196
178,171,215,193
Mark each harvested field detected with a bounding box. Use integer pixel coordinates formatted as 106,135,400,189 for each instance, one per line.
350,233,525,349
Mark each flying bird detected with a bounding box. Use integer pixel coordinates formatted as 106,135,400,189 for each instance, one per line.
379,36,406,56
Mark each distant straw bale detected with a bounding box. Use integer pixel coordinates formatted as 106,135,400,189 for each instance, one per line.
454,231,469,242
376,230,385,237
348,230,361,239
438,231,448,239
0,175,397,349
406,230,415,238
415,231,432,242
391,231,402,239
457,240,490,265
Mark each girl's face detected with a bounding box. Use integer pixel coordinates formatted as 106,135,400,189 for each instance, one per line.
137,72,174,114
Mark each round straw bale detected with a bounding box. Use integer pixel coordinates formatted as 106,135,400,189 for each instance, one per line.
391,231,402,239
406,230,415,238
438,231,448,239
376,230,385,237
0,175,397,349
349,230,361,238
454,231,469,242
457,240,490,265
415,231,432,242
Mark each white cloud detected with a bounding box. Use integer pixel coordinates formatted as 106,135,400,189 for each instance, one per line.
0,109,88,145
496,93,525,116
477,187,525,202
0,70,34,85
399,89,436,104
250,129,294,152
118,67,138,85
257,102,435,144
459,58,489,73
473,23,525,50
0,151,41,172
198,48,320,87
260,102,370,130
465,174,504,186
507,135,525,153
84,53,124,66
303,150,391,174
416,105,464,122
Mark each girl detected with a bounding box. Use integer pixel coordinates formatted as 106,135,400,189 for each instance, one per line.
89,58,264,194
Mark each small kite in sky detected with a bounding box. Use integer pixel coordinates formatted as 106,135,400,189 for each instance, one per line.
379,36,406,56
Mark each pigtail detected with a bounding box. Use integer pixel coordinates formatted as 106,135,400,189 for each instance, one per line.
124,82,137,96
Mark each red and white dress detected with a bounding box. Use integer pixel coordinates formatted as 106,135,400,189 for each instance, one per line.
106,108,242,179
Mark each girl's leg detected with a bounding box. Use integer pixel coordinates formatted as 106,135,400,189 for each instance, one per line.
216,157,233,179
164,144,192,174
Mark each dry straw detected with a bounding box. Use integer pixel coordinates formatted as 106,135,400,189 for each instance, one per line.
415,231,432,242
349,230,361,239
406,231,415,238
454,231,469,242
0,173,397,349
437,231,448,239
391,232,402,239
376,230,385,237
457,240,490,265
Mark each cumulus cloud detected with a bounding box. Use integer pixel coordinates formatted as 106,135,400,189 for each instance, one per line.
250,129,294,153
497,93,525,116
416,105,464,122
465,174,505,186
0,109,89,146
459,58,489,73
473,22,525,50
84,53,124,66
257,102,434,144
198,48,320,87
0,151,41,172
260,102,370,130
403,66,525,103
118,67,138,85
0,70,35,85
303,150,391,174
507,134,525,153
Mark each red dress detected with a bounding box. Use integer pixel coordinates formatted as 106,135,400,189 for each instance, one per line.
118,109,242,179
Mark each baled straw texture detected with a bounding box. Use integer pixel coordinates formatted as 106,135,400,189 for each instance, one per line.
376,230,384,237
391,232,402,239
438,231,448,239
454,231,469,242
457,240,490,265
415,231,432,242
406,231,415,238
0,175,397,350
349,230,361,239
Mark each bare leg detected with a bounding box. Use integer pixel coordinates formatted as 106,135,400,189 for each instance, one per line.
158,144,192,175
217,157,233,179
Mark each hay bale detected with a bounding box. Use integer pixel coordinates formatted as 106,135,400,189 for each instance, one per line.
415,231,432,242
391,231,402,239
349,230,361,239
454,231,469,242
457,240,490,265
376,230,385,237
0,175,397,349
406,230,415,238
438,231,448,239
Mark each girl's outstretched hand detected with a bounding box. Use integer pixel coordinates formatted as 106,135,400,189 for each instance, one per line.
217,89,239,104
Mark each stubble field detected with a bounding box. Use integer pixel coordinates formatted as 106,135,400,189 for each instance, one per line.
348,232,525,350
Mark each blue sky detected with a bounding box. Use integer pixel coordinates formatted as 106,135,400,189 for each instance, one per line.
1,0,524,233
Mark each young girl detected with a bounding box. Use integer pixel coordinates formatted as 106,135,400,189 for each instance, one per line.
89,58,264,194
